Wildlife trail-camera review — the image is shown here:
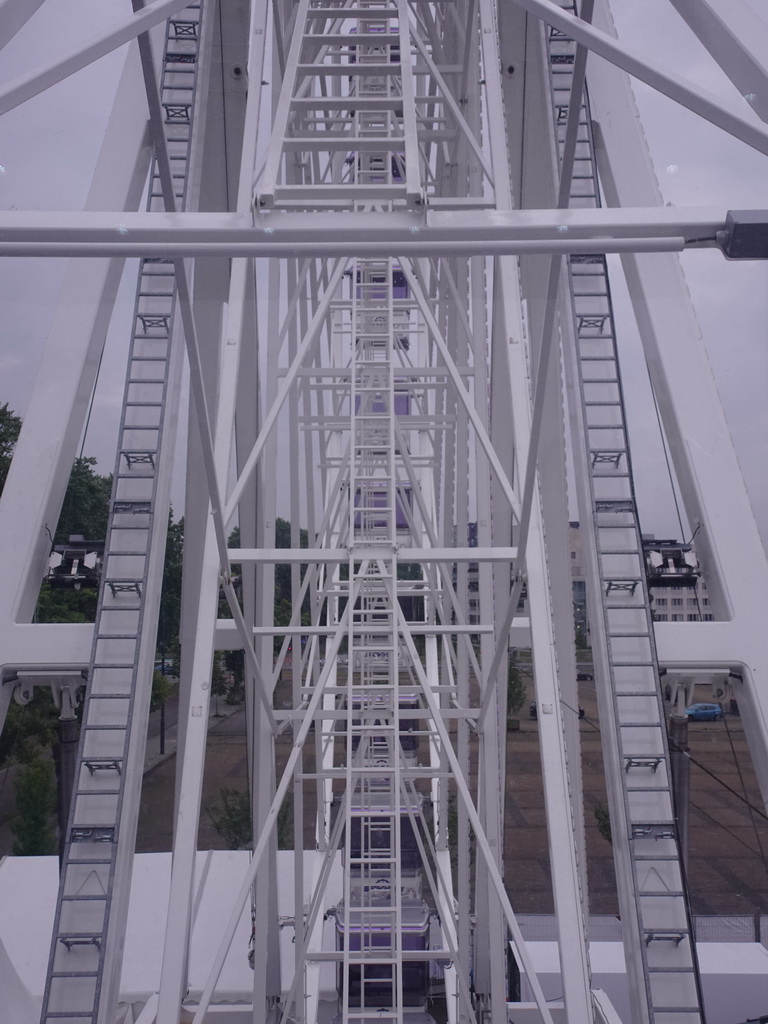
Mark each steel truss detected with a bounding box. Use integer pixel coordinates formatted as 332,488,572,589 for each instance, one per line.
0,1,767,1024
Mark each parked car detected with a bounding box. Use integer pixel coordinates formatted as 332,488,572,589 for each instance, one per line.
576,671,593,681
685,702,723,722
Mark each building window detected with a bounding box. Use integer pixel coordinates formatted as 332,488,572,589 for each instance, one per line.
703,598,710,606
704,613,714,621
687,598,698,607
671,598,683,607
687,614,699,621
656,598,667,607
671,614,682,621
655,614,668,621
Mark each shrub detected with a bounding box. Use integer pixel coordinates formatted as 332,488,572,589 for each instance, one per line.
11,758,57,856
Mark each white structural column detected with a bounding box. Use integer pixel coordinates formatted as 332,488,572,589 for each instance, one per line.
3,1,768,1023
0,43,149,667
0,0,46,49
667,0,768,123
589,0,768,806
487,0,594,1016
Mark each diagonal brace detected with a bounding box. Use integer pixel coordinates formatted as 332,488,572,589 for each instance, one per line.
396,604,556,1024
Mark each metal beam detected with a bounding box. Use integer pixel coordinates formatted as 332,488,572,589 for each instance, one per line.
511,0,768,157
0,0,193,115
401,260,523,522
224,257,349,524
227,545,517,562
667,0,768,124
189,573,367,1024
0,0,45,51
395,606,557,1024
0,236,688,257
0,205,727,248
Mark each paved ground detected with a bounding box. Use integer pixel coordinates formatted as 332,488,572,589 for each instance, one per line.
505,676,768,916
137,702,248,852
3,676,767,918
133,676,768,918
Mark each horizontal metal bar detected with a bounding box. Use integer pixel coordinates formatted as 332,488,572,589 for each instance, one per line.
274,708,478,720
0,206,728,252
214,621,498,636
228,545,517,562
299,949,453,962
0,238,688,258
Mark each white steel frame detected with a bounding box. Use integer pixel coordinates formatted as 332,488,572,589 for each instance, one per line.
0,1,766,1023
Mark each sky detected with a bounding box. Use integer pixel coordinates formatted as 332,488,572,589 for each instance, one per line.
0,0,765,547
606,0,768,549
0,0,134,461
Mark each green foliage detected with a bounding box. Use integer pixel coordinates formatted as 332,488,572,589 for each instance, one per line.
507,657,527,718
594,802,612,845
11,757,57,855
274,517,309,615
277,798,294,850
151,669,174,712
0,690,59,767
273,517,310,651
0,402,21,495
211,652,228,697
36,582,97,623
33,456,112,625
158,513,184,657
224,649,244,686
208,787,252,849
211,651,243,705
574,625,589,651
55,457,112,543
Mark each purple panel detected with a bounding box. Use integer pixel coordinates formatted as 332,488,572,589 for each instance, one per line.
394,392,410,415
392,269,408,297
395,487,411,530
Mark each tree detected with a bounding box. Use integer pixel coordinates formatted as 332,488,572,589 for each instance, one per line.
507,655,527,719
274,517,309,614
0,402,21,496
36,581,97,623
593,802,612,845
55,457,112,543
224,649,244,688
0,690,59,768
158,513,184,661
11,757,57,855
0,407,113,543
151,669,174,712
272,518,310,652
207,788,252,849
34,458,112,624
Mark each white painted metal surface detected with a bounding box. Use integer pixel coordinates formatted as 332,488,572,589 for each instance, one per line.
0,0,767,1022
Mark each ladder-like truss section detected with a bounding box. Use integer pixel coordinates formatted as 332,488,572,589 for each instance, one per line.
548,12,705,1022
39,7,204,1022
17,0,756,1021
258,0,491,209
341,259,404,1018
260,0,418,207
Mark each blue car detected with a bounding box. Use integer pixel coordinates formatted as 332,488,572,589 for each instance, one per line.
685,702,723,722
